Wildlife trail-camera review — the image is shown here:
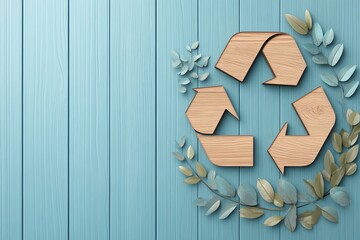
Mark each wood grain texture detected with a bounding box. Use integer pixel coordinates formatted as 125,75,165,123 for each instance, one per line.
268,87,335,174
110,0,155,239
23,0,68,239
0,0,22,239
69,0,109,239
216,32,306,86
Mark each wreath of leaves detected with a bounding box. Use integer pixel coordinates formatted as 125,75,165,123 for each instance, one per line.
171,10,359,232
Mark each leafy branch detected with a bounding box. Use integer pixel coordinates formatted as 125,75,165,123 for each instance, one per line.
285,9,359,99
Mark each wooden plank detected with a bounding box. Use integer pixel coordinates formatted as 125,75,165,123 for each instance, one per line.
198,0,240,239
0,0,22,239
69,0,109,239
109,0,155,239
239,0,280,239
23,0,68,239
156,0,198,239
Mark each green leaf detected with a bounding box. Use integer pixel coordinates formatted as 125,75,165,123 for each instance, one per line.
256,178,275,203
172,151,185,161
264,215,284,227
303,43,320,55
344,81,359,98
184,176,200,185
196,162,207,178
285,14,308,35
178,85,186,93
330,187,350,207
204,196,221,216
198,72,209,81
278,179,297,204
273,193,284,207
305,10,312,29
237,183,257,206
303,179,317,198
216,176,236,197
193,54,201,62
312,55,328,64
193,197,207,207
187,145,195,160
219,203,237,220
320,72,338,87
347,109,360,126
178,166,192,176
323,29,334,47
177,136,186,148
346,163,357,175
338,64,356,82
328,44,344,66
207,170,217,190
346,144,359,163
191,41,199,50
330,166,345,187
284,205,297,232
314,172,324,198
331,132,342,153
312,22,323,46
240,207,264,219
321,206,338,223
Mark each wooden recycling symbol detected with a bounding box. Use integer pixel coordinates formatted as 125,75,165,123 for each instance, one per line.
186,32,336,174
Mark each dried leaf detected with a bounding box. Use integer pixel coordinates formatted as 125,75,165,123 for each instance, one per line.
320,72,338,87
352,124,360,135
187,145,195,160
305,10,312,29
204,196,221,216
191,41,199,50
323,29,334,47
338,64,356,82
193,197,206,206
285,14,308,35
330,187,350,207
279,179,297,204
328,44,344,66
256,178,275,203
184,176,200,185
172,151,185,161
312,55,328,64
284,205,297,232
344,81,359,98
341,130,351,148
207,170,217,190
324,150,334,175
330,166,345,187
322,169,331,182
312,22,323,46
273,193,284,207
196,162,207,178
321,206,338,223
177,136,186,148
303,43,320,55
264,215,284,227
303,179,317,198
347,109,360,126
240,207,264,219
345,163,357,175
314,172,324,198
346,144,359,163
219,203,237,220
331,132,342,153
198,72,209,81
178,166,192,176
216,176,236,197
237,183,257,206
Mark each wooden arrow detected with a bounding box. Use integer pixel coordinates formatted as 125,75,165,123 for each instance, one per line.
186,86,253,166
216,32,306,86
268,87,336,174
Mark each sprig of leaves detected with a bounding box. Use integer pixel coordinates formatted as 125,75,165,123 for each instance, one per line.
171,41,211,93
285,10,359,98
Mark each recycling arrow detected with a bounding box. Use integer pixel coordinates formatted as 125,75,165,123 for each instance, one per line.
268,87,336,174
186,86,254,166
216,32,306,86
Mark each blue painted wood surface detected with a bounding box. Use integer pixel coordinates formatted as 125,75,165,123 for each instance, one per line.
1,0,360,239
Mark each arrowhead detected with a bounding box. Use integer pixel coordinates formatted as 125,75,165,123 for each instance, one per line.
268,123,288,174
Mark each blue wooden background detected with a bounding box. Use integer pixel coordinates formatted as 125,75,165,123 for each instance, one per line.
1,0,360,239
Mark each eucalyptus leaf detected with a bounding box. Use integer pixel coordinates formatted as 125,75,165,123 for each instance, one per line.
204,196,221,216
346,144,359,163
172,151,185,161
285,14,308,35
172,59,181,68
193,54,202,62
216,176,236,197
191,41,199,50
188,61,195,71
338,64,356,82
321,206,338,223
193,197,207,207
187,145,195,160
341,130,351,148
207,170,217,190
237,183,258,206
331,132,342,153
328,44,344,66
324,150,335,176
203,56,210,67
303,43,320,55
312,23,323,46
184,176,200,185
178,78,190,85
179,166,192,176
257,178,275,203
344,81,359,98
352,124,360,135
346,109,360,126
170,50,180,60
305,10,312,29
239,207,264,219
196,162,207,178
314,172,324,198
186,45,192,52
323,29,334,47
177,136,186,148
322,170,331,182
190,72,198,79
198,72,209,81
180,65,188,75
273,193,284,207
312,55,328,64
264,215,284,227
284,205,297,232
345,163,357,175
298,192,310,203
219,203,237,220
279,179,297,204
330,166,345,187
320,72,338,87
303,179,317,198
330,187,350,207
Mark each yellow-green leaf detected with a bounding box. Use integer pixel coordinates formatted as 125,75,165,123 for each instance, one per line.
196,162,207,178
178,166,192,176
257,178,275,203
172,152,185,161
324,150,334,176
314,172,324,198
346,163,357,176
240,207,264,219
273,193,284,207
187,145,195,160
305,9,312,29
331,132,342,153
264,215,283,227
330,166,345,187
347,109,360,126
285,14,308,35
322,169,331,182
184,176,200,185
346,144,359,163
341,129,351,148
